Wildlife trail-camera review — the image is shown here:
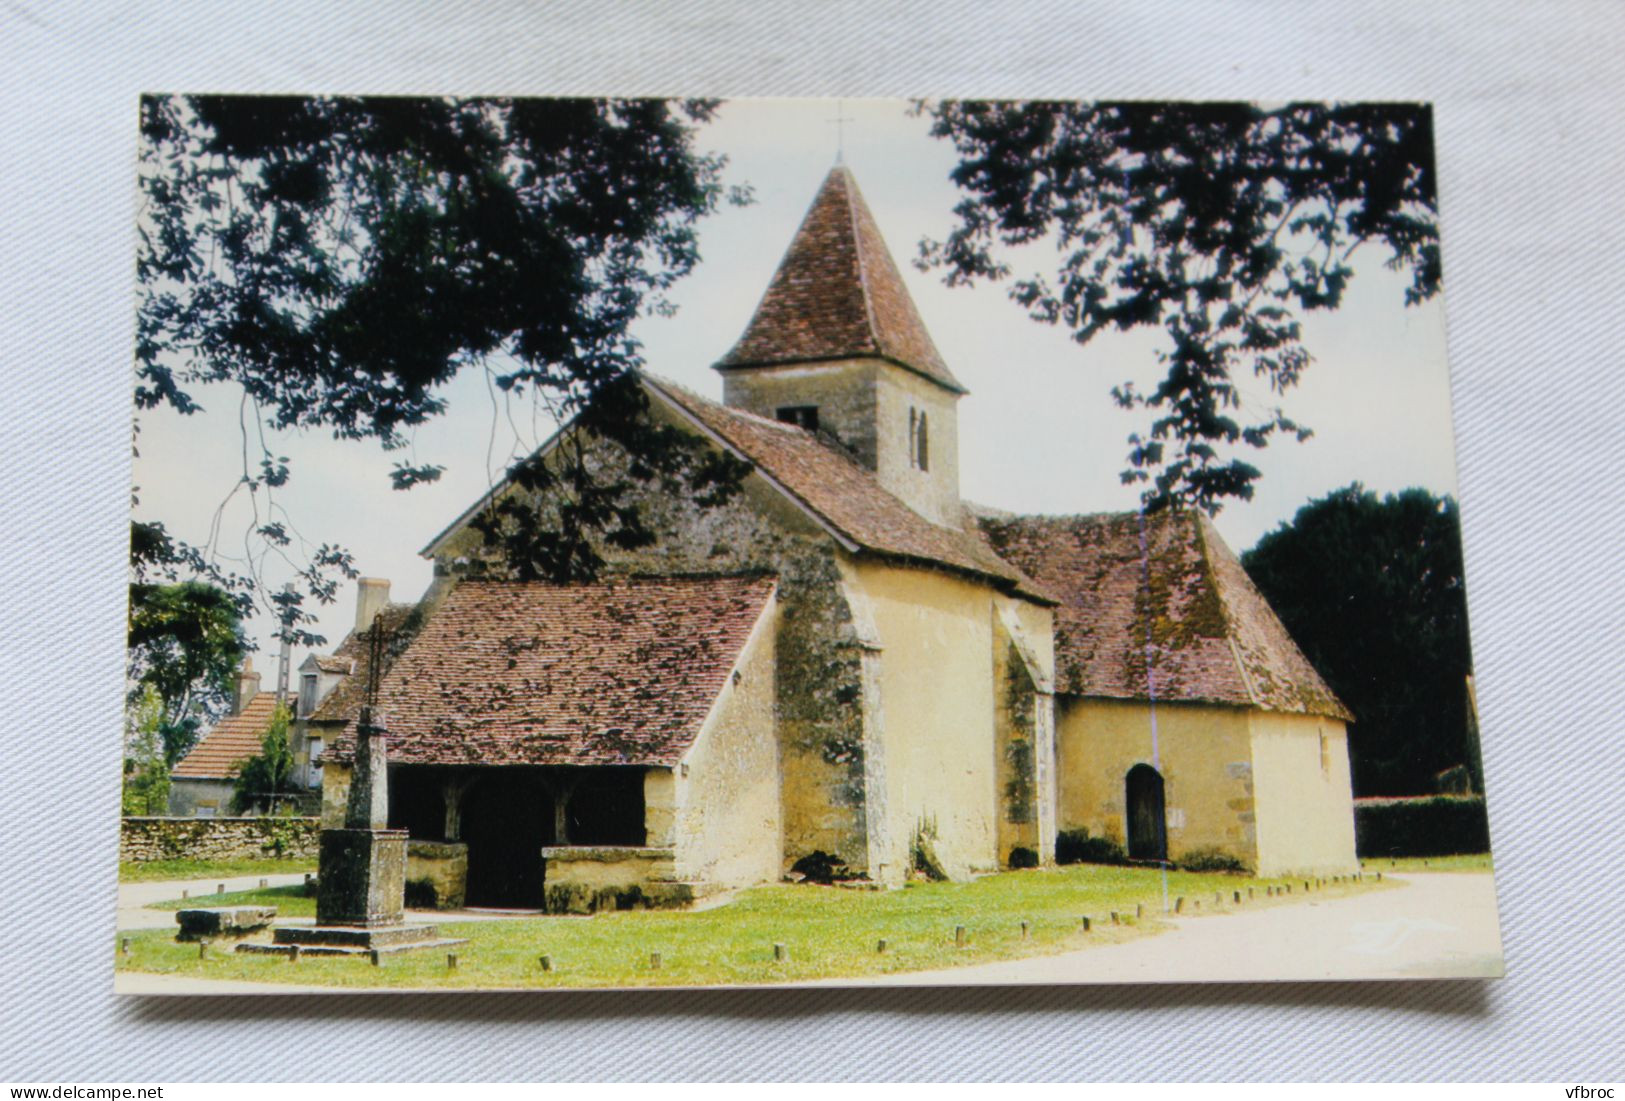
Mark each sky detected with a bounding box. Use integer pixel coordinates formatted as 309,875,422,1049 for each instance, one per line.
131,98,1461,665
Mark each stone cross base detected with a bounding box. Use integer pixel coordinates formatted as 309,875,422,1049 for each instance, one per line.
316,827,408,926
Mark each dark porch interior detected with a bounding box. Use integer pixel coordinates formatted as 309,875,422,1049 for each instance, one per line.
388,764,647,908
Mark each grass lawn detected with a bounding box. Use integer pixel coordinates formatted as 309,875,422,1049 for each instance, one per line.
118,863,1386,989
118,857,317,883
1361,853,1493,874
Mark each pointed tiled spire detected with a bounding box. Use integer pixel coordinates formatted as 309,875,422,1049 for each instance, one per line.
716,167,966,394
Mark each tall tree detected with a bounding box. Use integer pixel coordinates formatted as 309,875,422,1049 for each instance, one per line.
136,95,747,643
1241,485,1475,796
923,100,1439,512
126,579,246,765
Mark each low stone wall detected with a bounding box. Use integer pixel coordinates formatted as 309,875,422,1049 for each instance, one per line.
406,841,468,910
541,846,692,913
120,816,320,863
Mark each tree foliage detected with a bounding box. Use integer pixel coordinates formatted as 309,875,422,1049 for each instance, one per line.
923,101,1440,512
126,578,245,764
122,684,171,816
136,95,744,637
231,702,297,814
1241,485,1475,796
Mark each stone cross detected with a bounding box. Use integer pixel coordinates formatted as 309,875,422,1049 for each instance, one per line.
345,708,390,830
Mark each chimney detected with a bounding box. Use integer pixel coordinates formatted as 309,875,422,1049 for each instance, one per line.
232,658,261,716
355,577,391,634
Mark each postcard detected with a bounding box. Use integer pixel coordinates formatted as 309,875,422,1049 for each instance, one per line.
117,96,1501,992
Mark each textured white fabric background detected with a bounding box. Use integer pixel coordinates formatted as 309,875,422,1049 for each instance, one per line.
3,0,1622,1081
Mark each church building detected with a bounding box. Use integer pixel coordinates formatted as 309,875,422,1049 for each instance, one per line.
306,166,1358,912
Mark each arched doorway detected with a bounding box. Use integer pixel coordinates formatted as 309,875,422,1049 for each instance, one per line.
1125,764,1168,862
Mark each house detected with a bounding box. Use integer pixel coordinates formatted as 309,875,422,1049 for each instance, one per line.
168,660,279,816
313,166,1358,911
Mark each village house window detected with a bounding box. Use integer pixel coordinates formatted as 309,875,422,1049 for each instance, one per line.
776,405,818,431
307,736,324,787
1319,729,1331,777
298,672,318,718
916,411,930,471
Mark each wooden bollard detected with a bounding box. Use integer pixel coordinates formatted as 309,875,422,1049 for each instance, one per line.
1247,887,1254,899
1173,898,1183,913
1110,910,1120,925
217,883,225,895
288,945,301,963
304,873,313,885
1080,916,1091,932
1285,885,1291,894
1304,882,1310,892
650,951,662,970
369,949,382,967
447,953,458,971
1233,891,1241,904
1214,892,1222,905
181,889,188,899
198,941,208,960
1136,903,1144,918
539,954,553,972
955,925,967,947
773,943,787,961
259,878,268,889
876,939,888,954
1376,871,1383,881
120,937,130,957
1020,921,1030,940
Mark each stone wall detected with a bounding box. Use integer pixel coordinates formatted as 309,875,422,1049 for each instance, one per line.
120,816,320,863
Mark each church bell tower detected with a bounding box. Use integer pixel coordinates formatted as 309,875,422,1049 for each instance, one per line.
713,167,966,528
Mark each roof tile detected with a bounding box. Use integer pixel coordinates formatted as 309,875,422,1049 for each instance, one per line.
172,692,279,779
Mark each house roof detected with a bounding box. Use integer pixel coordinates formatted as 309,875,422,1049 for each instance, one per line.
326,576,776,768
645,375,1052,604
978,510,1351,720
715,167,966,395
306,654,353,675
307,602,425,724
172,692,279,780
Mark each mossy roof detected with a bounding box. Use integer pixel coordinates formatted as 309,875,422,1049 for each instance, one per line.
979,510,1352,720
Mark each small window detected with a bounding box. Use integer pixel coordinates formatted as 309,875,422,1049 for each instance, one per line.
916,412,930,471
908,408,918,468
776,405,819,431
1319,728,1331,776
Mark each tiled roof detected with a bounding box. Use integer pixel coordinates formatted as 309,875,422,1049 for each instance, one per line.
172,692,279,779
307,603,424,724
327,576,776,768
979,510,1351,720
716,167,966,395
646,375,1052,604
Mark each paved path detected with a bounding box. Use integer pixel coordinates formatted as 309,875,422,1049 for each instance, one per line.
806,872,1504,986
117,873,311,931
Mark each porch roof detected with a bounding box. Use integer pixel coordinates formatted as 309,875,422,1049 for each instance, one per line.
327,575,776,768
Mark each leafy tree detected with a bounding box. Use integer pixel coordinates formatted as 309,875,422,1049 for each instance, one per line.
136,95,746,637
923,101,1439,512
231,702,296,814
1241,485,1475,796
126,579,245,764
122,684,171,816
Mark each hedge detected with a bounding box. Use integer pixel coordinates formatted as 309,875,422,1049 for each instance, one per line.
1354,796,1491,858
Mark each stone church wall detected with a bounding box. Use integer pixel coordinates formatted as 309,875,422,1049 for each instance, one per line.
854,561,1013,879
1249,711,1359,876
666,595,783,891
1056,697,1258,868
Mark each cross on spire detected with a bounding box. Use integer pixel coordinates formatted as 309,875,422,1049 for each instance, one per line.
827,99,856,164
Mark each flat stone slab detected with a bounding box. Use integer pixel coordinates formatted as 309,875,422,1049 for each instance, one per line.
272,923,443,949
176,907,278,941
237,936,467,958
